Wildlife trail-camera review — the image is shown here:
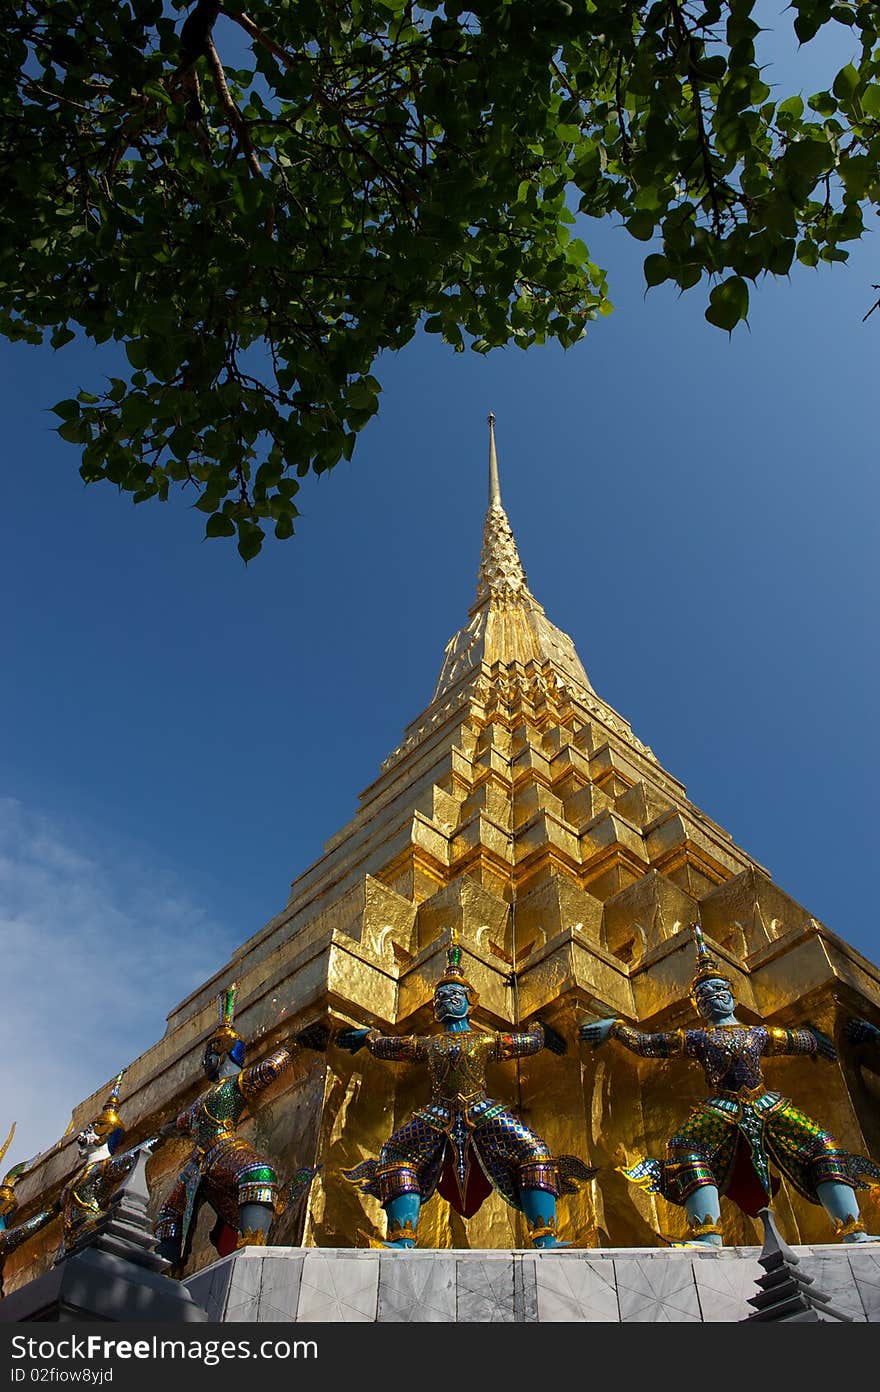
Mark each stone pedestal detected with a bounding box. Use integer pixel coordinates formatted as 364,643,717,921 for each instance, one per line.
182,1242,880,1323
0,1246,208,1322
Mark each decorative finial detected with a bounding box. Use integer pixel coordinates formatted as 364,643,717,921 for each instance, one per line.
689,922,730,998
487,412,501,506
0,1123,15,1171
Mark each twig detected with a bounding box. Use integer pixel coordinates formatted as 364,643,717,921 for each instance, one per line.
224,8,294,69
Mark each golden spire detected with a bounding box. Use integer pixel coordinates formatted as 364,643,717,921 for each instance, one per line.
431,415,593,699
475,413,531,606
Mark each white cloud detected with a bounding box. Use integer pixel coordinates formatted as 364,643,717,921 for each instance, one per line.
0,798,237,1171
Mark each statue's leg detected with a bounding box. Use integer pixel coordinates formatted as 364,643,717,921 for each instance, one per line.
519,1157,565,1248
154,1181,186,1267
370,1116,442,1249
682,1184,723,1247
815,1181,875,1243
236,1165,280,1248
237,1201,275,1246
664,1124,726,1247
382,1192,420,1248
377,1161,422,1247
519,1186,563,1249
770,1112,878,1243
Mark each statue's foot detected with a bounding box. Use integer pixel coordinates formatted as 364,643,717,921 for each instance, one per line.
525,1213,566,1249
660,1230,722,1249
236,1228,269,1249
661,1239,722,1249
832,1217,878,1243
357,1228,414,1250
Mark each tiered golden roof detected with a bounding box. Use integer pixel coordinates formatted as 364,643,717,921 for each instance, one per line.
6,419,880,1283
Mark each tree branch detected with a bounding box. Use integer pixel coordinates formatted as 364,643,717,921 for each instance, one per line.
204,38,262,177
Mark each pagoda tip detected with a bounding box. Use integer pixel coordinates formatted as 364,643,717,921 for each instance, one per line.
487,412,501,506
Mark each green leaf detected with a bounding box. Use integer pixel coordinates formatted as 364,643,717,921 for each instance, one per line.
625,211,657,242
832,64,860,101
808,91,838,117
781,138,834,188
643,254,670,287
777,95,804,121
125,340,150,370
862,84,880,117
57,418,90,444
794,14,821,43
205,513,236,539
142,80,172,107
704,276,749,331
237,523,265,563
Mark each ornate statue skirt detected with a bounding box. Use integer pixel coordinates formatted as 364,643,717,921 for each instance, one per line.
621,1090,878,1216
157,1137,279,1257
344,1097,592,1219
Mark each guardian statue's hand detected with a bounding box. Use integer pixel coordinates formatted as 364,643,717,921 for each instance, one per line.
578,1018,618,1049
803,1023,837,1062
847,1017,880,1047
335,1028,371,1054
294,1021,331,1053
534,1018,567,1056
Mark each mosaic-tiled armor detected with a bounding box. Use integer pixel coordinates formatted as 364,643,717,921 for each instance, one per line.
581,926,880,1246
155,987,322,1266
342,939,594,1247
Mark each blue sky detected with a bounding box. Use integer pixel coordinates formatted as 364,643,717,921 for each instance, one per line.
1,11,878,1170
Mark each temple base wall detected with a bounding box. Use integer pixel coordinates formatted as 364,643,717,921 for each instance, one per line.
183,1243,880,1323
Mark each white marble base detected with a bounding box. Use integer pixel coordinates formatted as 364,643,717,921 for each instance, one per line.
183,1242,880,1323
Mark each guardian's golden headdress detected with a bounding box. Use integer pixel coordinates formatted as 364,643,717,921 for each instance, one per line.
91,1070,127,1143
435,931,479,1005
206,984,244,1057
689,923,732,999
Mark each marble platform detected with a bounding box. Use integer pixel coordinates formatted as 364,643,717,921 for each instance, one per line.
183,1243,880,1323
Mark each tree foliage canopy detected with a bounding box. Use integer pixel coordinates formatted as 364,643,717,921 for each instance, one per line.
3,0,878,557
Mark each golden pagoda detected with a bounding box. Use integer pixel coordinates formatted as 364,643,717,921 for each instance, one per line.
6,417,880,1288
